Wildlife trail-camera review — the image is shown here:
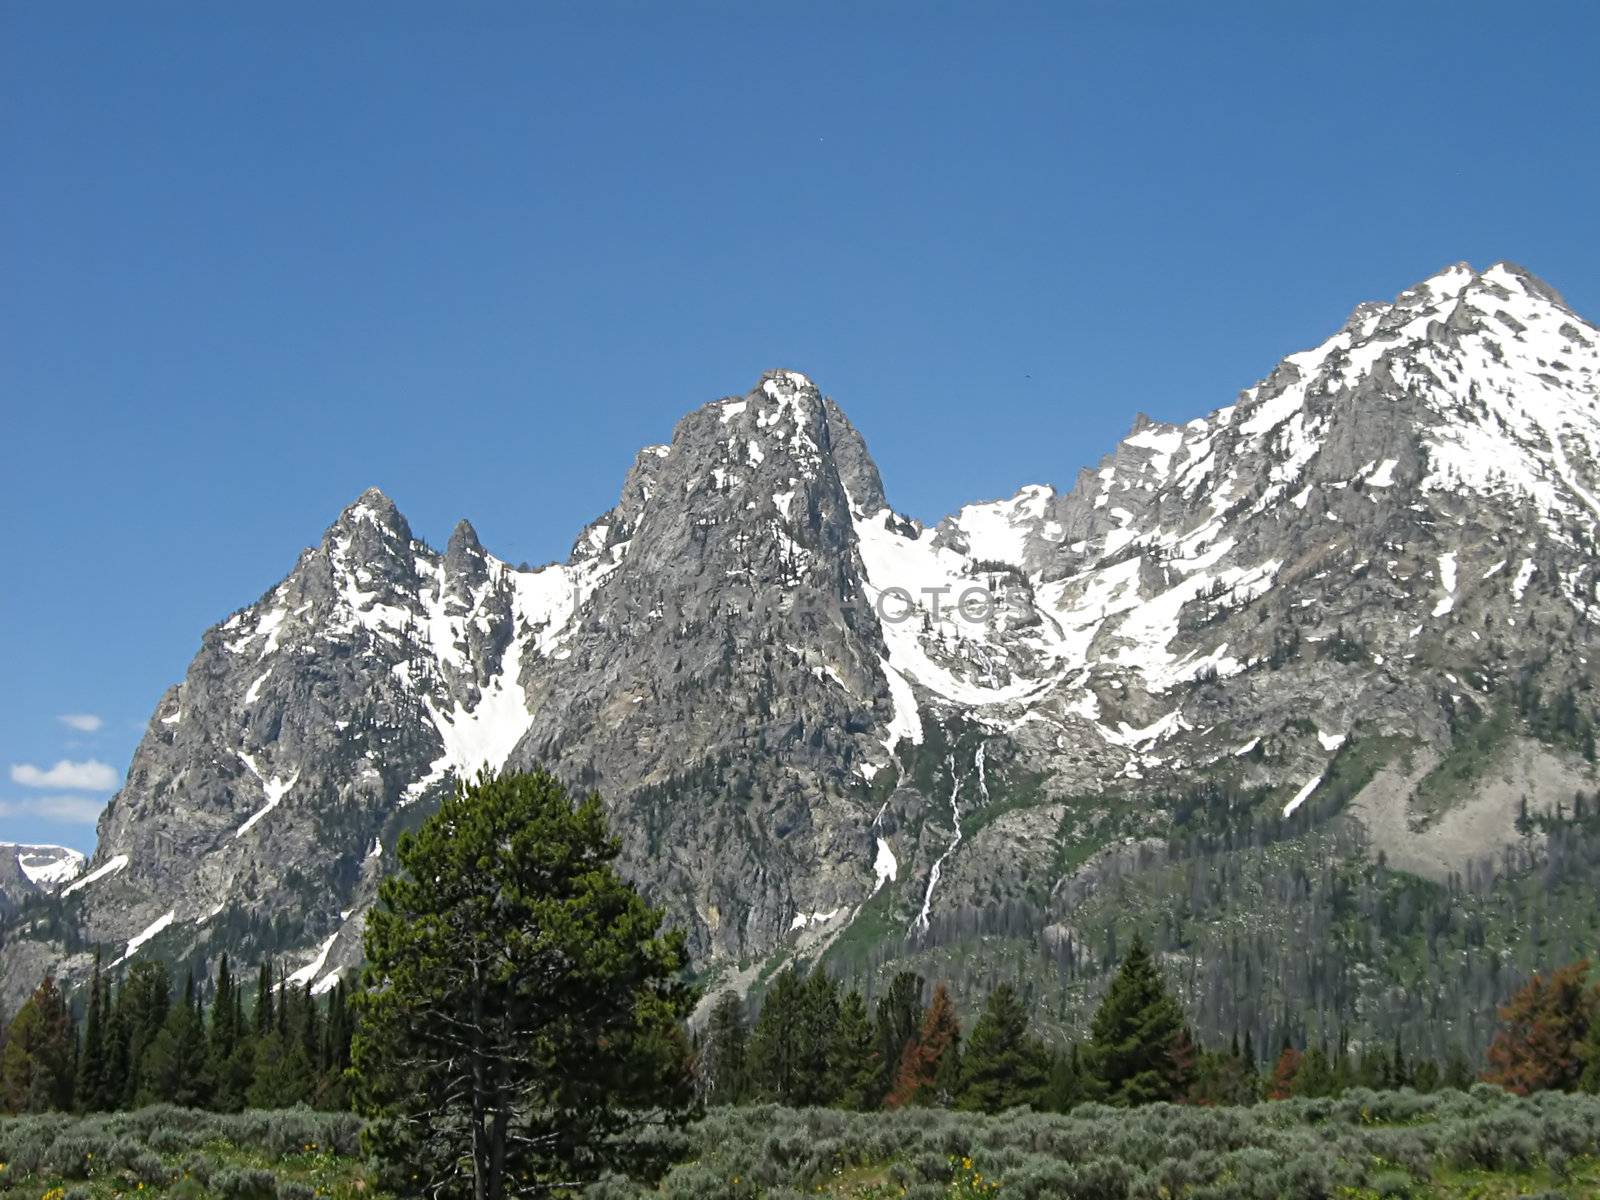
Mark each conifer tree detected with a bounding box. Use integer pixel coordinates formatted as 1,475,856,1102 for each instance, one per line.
1410,1057,1441,1093
888,983,960,1108
351,770,695,1200
827,990,880,1111
140,970,209,1107
118,959,171,1105
1293,1045,1335,1097
74,951,106,1111
1087,933,1195,1106
1267,1042,1302,1100
1484,960,1597,1094
796,970,840,1105
956,983,1047,1113
874,971,924,1100
701,992,750,1106
207,953,251,1112
1044,1044,1092,1112
254,960,274,1036
0,975,75,1113
748,967,807,1104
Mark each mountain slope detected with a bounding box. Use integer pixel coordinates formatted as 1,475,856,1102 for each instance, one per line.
4,265,1596,1048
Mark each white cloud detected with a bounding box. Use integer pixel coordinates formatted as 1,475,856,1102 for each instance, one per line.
0,795,107,824
10,760,119,790
58,714,104,733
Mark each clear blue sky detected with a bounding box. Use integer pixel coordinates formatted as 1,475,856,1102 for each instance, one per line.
5,2,1598,853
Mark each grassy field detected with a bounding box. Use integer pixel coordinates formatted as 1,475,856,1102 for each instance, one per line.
4,1087,1599,1199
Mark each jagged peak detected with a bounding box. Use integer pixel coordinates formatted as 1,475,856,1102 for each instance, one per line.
446,518,483,556
320,487,415,560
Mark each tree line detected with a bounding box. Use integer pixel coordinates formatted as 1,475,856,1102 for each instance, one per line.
6,770,1600,1199
0,951,353,1116
694,932,1512,1115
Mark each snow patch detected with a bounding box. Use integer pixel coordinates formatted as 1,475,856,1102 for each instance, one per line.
116,910,175,965
61,853,129,896
871,837,898,896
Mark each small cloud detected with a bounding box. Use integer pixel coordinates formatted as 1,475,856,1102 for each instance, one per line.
0,795,107,824
58,714,104,733
10,760,119,790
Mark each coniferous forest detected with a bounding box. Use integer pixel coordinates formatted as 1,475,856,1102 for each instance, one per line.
7,774,1600,1198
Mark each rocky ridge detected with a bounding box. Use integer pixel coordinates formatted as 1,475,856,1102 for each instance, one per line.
4,263,1597,1023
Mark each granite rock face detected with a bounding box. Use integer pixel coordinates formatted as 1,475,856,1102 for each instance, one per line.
5,264,1599,1013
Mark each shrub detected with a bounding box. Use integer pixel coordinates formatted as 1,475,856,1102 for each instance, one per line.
211,1165,280,1200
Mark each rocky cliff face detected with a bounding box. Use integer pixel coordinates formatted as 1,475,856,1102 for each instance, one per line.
5,263,1597,1023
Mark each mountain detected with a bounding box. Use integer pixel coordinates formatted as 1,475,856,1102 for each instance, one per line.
0,843,85,918
5,263,1598,1056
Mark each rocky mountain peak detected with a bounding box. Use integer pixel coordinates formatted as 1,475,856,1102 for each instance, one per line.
8,266,1598,1029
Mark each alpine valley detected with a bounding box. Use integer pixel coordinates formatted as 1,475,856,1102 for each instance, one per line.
6,262,1599,1061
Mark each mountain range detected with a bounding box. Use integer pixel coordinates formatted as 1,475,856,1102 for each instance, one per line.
5,262,1598,1055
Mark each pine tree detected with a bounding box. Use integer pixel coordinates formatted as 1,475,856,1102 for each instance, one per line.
1293,1045,1335,1097
956,983,1047,1113
1189,1046,1258,1106
350,770,696,1200
748,967,807,1104
1043,1045,1093,1111
1087,933,1195,1106
887,983,960,1108
874,971,924,1101
1411,1058,1441,1093
74,951,106,1111
118,959,171,1106
827,990,879,1111
254,960,274,1036
1484,960,1597,1094
140,970,210,1107
207,953,252,1112
317,980,354,1109
1267,1042,1302,1100
701,992,750,1105
1390,1032,1409,1090
795,970,840,1105
0,975,75,1113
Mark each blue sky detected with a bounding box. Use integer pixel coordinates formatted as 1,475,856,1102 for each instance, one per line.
5,2,1599,853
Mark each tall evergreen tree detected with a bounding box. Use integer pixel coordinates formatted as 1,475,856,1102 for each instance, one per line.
140,970,210,1107
0,976,75,1113
350,770,696,1200
118,959,171,1105
701,992,750,1106
956,983,1047,1113
1087,933,1195,1106
254,960,274,1036
795,970,840,1106
827,990,879,1111
74,951,106,1111
748,967,808,1104
1043,1044,1092,1112
207,953,252,1112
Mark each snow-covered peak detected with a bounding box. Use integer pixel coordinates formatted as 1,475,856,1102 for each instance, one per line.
329,486,410,538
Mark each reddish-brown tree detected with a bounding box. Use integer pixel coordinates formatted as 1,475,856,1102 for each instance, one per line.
886,983,961,1108
1267,1043,1302,1101
1484,960,1598,1095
